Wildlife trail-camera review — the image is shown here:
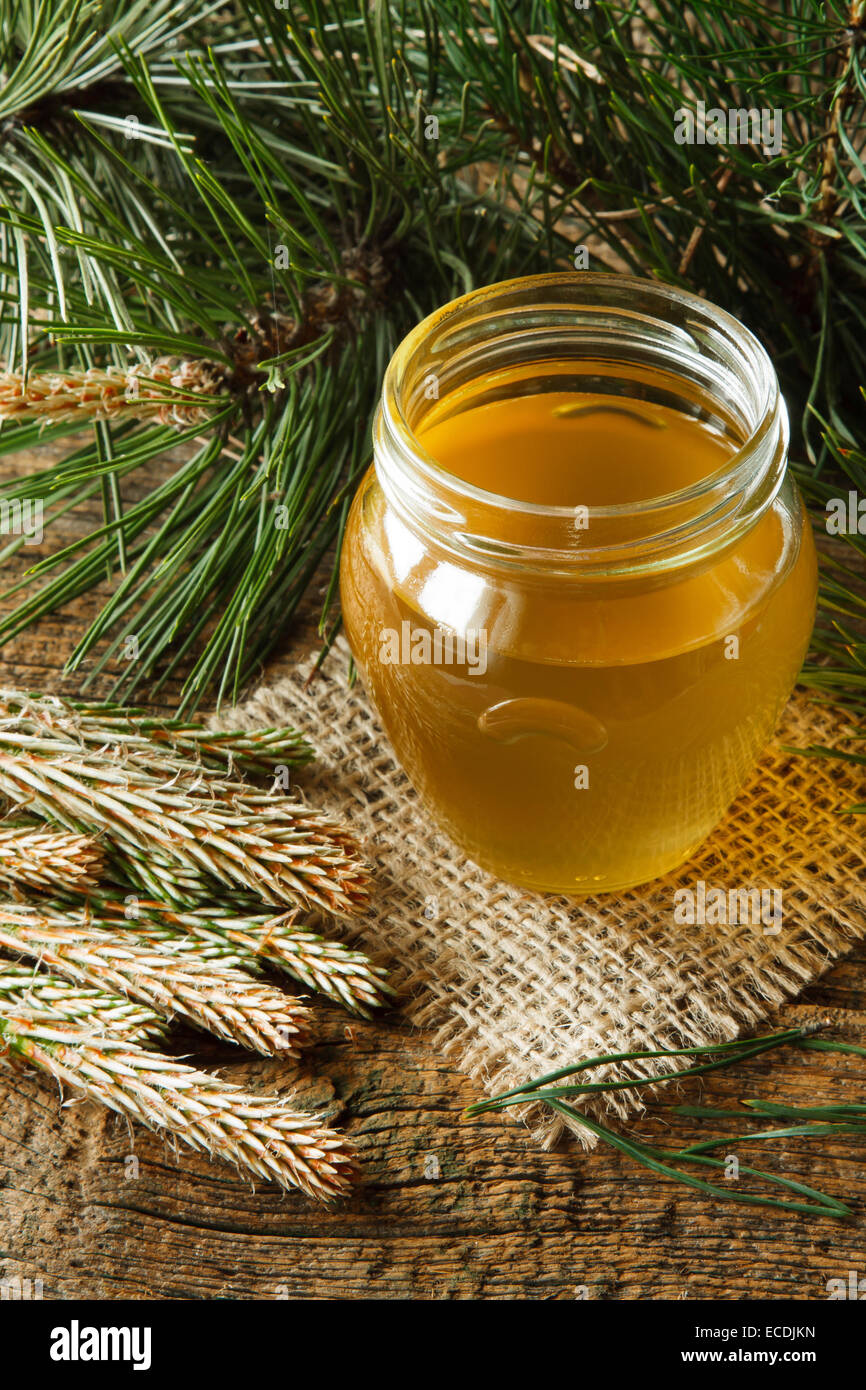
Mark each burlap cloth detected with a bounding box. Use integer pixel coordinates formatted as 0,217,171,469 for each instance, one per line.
224,630,865,1149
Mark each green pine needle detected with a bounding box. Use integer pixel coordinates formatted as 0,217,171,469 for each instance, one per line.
467,1026,865,1220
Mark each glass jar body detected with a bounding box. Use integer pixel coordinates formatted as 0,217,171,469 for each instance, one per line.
339,274,818,894
341,470,816,893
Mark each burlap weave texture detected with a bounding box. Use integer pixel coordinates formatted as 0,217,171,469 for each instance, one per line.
225,633,865,1148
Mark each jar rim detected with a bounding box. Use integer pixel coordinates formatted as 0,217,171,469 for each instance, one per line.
375,272,789,576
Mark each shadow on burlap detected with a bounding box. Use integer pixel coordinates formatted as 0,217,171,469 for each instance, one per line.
224,632,865,1149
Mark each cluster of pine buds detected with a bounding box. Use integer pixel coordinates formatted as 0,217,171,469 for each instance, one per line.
0,690,388,1201
0,360,227,428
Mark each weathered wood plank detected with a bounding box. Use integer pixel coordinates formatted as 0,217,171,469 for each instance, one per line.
2,995,865,1299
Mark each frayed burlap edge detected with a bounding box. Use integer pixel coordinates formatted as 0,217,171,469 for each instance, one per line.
220,633,865,1150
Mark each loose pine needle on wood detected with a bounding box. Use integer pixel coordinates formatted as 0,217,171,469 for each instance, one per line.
466,1028,865,1220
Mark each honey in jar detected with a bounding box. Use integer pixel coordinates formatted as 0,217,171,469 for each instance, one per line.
340,274,817,894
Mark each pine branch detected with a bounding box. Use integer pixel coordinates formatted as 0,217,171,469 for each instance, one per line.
119,900,394,1017
0,688,315,778
0,700,370,914
0,902,311,1057
0,0,563,708
0,0,862,715
0,1007,356,1200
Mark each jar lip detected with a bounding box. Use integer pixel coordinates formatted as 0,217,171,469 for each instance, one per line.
381,271,781,525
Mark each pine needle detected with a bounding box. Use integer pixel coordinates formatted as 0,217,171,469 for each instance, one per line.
466,1027,859,1220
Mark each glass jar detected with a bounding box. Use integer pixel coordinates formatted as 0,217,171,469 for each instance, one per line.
340,273,817,894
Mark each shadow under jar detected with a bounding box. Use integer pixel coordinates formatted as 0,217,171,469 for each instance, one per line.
340,273,817,894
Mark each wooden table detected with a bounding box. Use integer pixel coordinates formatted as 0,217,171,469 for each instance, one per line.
0,448,863,1301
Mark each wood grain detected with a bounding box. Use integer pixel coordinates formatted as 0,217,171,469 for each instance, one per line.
0,446,863,1301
